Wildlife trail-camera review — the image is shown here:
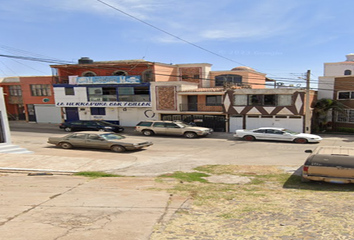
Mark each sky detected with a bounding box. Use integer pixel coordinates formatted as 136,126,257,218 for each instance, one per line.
1,0,354,89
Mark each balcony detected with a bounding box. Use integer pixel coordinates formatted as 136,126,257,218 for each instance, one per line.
8,96,23,104
179,103,223,112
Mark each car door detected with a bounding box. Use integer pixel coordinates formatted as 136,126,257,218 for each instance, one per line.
251,129,267,139
85,133,109,149
151,122,167,135
165,123,183,135
66,133,87,147
263,129,289,141
83,121,99,131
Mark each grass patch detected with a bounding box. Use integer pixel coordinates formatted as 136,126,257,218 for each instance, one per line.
74,171,124,178
158,171,210,183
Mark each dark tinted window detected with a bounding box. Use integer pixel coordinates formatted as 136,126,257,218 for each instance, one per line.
153,122,165,127
136,121,152,127
165,123,178,128
254,129,266,133
71,121,83,126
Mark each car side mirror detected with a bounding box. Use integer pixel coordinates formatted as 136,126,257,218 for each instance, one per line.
304,150,313,153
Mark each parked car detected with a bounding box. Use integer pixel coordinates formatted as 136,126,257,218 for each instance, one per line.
135,120,213,138
302,146,354,183
59,120,124,133
47,131,152,152
234,127,322,143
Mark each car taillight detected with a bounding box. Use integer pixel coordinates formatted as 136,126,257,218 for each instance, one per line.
303,166,309,173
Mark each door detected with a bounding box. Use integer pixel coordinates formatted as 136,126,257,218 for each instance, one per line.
34,105,61,123
27,104,36,122
188,96,198,111
164,122,183,135
65,107,79,122
151,122,167,135
85,133,108,149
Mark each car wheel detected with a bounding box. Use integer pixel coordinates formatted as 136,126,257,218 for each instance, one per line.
60,142,73,149
294,138,308,144
184,132,197,138
111,145,126,152
243,135,255,141
64,127,72,132
142,130,154,136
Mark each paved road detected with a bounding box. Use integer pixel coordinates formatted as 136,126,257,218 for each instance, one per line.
6,121,354,176
2,121,354,240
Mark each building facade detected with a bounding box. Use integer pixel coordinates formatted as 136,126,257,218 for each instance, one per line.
0,76,60,123
224,88,316,133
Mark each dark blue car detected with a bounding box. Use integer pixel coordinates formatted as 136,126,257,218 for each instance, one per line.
59,120,124,133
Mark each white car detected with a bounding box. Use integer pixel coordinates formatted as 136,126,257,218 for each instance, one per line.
234,127,322,143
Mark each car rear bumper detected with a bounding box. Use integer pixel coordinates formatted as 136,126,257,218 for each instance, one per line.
302,174,354,184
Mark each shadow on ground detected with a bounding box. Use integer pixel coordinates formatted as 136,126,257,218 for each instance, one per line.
283,166,354,192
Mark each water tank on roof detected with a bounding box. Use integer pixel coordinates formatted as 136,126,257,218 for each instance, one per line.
346,53,354,62
78,57,93,64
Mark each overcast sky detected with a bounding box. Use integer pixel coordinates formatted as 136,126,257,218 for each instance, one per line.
1,0,354,88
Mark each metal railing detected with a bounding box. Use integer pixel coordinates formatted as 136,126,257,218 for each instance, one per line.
179,103,223,112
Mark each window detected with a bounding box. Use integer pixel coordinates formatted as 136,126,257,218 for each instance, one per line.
344,70,352,75
165,123,178,128
90,108,106,115
337,91,354,100
206,95,222,106
82,71,96,77
336,109,354,123
263,95,276,106
102,87,117,101
142,70,153,82
65,87,75,96
182,75,189,79
112,70,127,76
137,121,153,127
118,87,134,101
246,94,291,106
215,74,242,87
249,95,263,105
153,122,165,127
193,75,200,79
30,84,51,96
8,85,22,96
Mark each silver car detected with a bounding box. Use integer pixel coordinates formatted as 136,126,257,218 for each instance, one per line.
48,131,153,152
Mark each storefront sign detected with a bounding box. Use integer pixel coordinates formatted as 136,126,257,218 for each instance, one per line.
76,76,141,84
56,102,151,107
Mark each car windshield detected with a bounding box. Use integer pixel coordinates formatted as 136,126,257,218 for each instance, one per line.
283,129,299,134
100,133,125,140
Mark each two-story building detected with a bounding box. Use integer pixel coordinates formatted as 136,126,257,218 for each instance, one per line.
0,87,11,144
223,88,316,133
0,76,59,123
151,66,268,132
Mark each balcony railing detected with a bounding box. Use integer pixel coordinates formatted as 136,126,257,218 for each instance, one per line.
180,103,223,112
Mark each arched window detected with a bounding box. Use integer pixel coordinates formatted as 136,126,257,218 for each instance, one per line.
215,74,242,87
112,70,127,76
344,70,352,75
142,70,154,82
82,71,96,77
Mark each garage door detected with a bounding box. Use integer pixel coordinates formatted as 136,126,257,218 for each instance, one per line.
246,116,303,132
34,105,62,123
229,115,243,132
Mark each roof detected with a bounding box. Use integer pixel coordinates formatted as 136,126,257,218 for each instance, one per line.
257,127,285,130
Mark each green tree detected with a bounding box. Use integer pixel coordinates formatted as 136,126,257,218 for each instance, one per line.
313,98,345,132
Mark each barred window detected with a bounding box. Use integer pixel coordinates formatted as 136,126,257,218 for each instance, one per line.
9,85,22,96
336,110,354,123
30,84,51,96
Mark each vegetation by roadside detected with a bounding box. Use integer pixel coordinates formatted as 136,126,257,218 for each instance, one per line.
152,165,354,239
74,171,124,178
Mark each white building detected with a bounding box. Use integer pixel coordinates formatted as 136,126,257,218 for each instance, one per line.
318,53,354,99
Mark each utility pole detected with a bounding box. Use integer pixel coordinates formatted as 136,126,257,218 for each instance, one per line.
304,70,311,133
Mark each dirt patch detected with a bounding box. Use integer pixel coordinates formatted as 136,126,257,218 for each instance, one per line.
203,174,252,184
